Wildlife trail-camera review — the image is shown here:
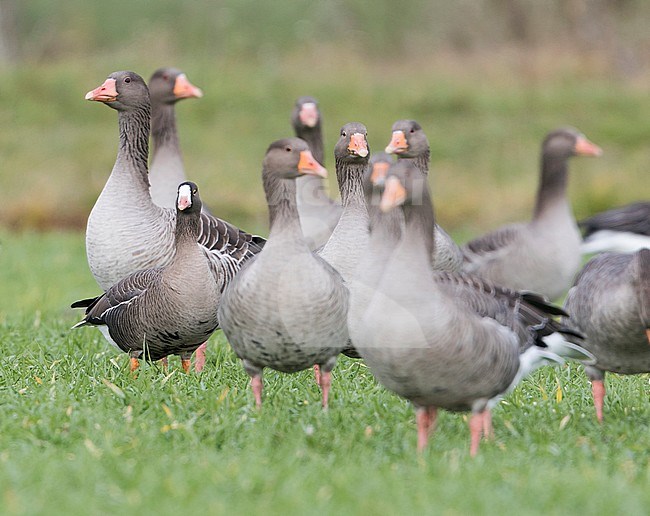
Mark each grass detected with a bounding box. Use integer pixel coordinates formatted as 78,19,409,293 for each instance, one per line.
2,231,650,515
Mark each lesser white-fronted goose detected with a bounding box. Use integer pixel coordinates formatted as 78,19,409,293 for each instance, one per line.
384,120,464,272
84,71,264,370
148,67,203,210
462,127,602,300
563,248,650,422
291,96,342,249
218,138,349,409
579,201,650,254
350,160,591,455
72,182,219,372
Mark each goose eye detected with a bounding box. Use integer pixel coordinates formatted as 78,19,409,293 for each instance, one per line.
124,77,131,84
162,74,169,81
285,146,292,152
341,131,347,137
409,128,415,134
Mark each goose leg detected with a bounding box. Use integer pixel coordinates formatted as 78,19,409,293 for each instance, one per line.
194,342,207,372
469,411,484,457
591,380,605,424
482,409,494,440
160,356,169,372
319,370,332,409
181,358,192,374
416,406,438,452
129,356,140,373
251,375,263,409
313,364,321,386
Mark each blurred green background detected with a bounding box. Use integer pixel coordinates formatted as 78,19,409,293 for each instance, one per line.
0,0,649,236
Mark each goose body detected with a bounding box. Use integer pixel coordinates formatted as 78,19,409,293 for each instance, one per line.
564,249,650,422
462,127,602,300
350,160,590,455
218,138,348,408
73,182,219,372
148,67,203,210
579,201,650,254
291,96,342,249
384,120,464,272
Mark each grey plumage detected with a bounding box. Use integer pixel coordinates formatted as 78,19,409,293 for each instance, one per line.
291,96,342,250
563,248,650,421
84,71,264,294
384,119,464,272
579,201,650,254
218,138,348,408
72,182,219,366
462,127,602,300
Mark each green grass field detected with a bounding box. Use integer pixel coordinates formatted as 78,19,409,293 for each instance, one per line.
2,231,650,515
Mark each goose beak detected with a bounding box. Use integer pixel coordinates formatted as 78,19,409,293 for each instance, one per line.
385,130,408,154
85,78,118,102
380,176,407,212
298,150,327,178
299,102,319,128
574,136,602,157
177,184,192,211
646,328,650,344
173,73,203,99
370,162,390,186
348,133,369,158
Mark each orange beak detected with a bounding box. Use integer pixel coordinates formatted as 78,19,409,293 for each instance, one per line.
299,102,319,128
348,133,369,158
385,130,408,154
574,136,602,157
173,73,203,99
298,150,327,178
380,176,407,212
370,162,390,185
85,78,118,102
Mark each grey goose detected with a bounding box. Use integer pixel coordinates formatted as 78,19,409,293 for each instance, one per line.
72,182,219,372
218,138,349,409
148,67,203,210
563,248,650,422
462,127,602,300
384,120,464,272
318,122,370,359
84,71,264,370
579,201,650,254
350,160,591,455
291,96,342,250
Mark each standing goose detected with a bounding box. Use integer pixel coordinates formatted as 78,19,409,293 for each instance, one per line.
462,127,602,300
318,122,369,359
148,67,203,210
291,96,342,249
72,182,219,372
350,160,591,455
579,201,650,254
384,120,464,272
84,71,264,369
218,138,349,409
563,249,650,422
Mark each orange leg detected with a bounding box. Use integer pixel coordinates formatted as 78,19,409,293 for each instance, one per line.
592,379,605,424
129,357,140,373
319,369,332,409
160,356,169,372
181,358,192,374
251,375,263,409
416,406,437,452
194,342,207,372
313,364,321,386
469,411,484,457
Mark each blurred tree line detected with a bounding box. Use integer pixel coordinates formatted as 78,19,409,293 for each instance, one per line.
0,0,648,75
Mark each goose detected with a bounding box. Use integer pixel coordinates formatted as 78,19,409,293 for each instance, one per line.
317,122,369,360
563,248,650,422
350,160,591,455
218,138,349,409
384,120,464,272
462,127,602,300
72,182,220,372
579,201,650,254
148,67,203,210
84,71,264,370
291,96,342,249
